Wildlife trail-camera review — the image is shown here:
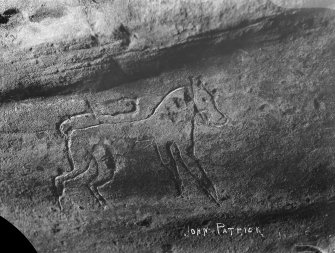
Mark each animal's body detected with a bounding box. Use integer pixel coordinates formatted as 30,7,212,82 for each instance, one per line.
55,76,229,208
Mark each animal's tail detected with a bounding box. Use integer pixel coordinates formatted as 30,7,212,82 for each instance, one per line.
59,118,72,138
59,113,98,138
295,244,326,253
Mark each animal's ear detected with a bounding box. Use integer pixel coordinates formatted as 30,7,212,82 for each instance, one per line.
188,75,201,87
183,86,193,103
188,75,194,86
195,75,202,87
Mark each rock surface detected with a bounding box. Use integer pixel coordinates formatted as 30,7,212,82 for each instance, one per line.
1,0,335,252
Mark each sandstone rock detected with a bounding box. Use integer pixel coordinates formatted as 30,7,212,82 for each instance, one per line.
1,0,335,252
0,0,289,101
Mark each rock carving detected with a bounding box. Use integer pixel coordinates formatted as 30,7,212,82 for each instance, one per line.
55,76,230,209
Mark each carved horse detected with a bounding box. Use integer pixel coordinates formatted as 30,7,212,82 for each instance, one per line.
55,76,230,208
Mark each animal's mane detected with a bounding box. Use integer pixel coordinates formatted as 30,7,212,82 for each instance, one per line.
141,86,186,120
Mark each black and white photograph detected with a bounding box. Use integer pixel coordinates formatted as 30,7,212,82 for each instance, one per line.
0,0,335,252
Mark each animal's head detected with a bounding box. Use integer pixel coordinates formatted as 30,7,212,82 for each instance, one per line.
188,76,229,127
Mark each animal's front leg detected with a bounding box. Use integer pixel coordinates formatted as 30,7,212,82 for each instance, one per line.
151,139,170,166
174,147,223,206
149,139,184,196
166,141,184,196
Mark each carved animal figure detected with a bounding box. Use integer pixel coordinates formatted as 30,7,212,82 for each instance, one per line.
55,76,230,208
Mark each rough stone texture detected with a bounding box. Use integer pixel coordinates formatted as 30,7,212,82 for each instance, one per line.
1,0,335,252
0,0,304,101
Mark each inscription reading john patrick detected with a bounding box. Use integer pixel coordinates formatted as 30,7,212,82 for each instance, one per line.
183,223,265,238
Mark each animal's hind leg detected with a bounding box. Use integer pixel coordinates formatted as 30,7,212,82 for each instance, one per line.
56,128,94,189
55,131,93,209
78,154,106,207
88,182,107,207
55,155,93,210
87,143,117,207
55,151,92,192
